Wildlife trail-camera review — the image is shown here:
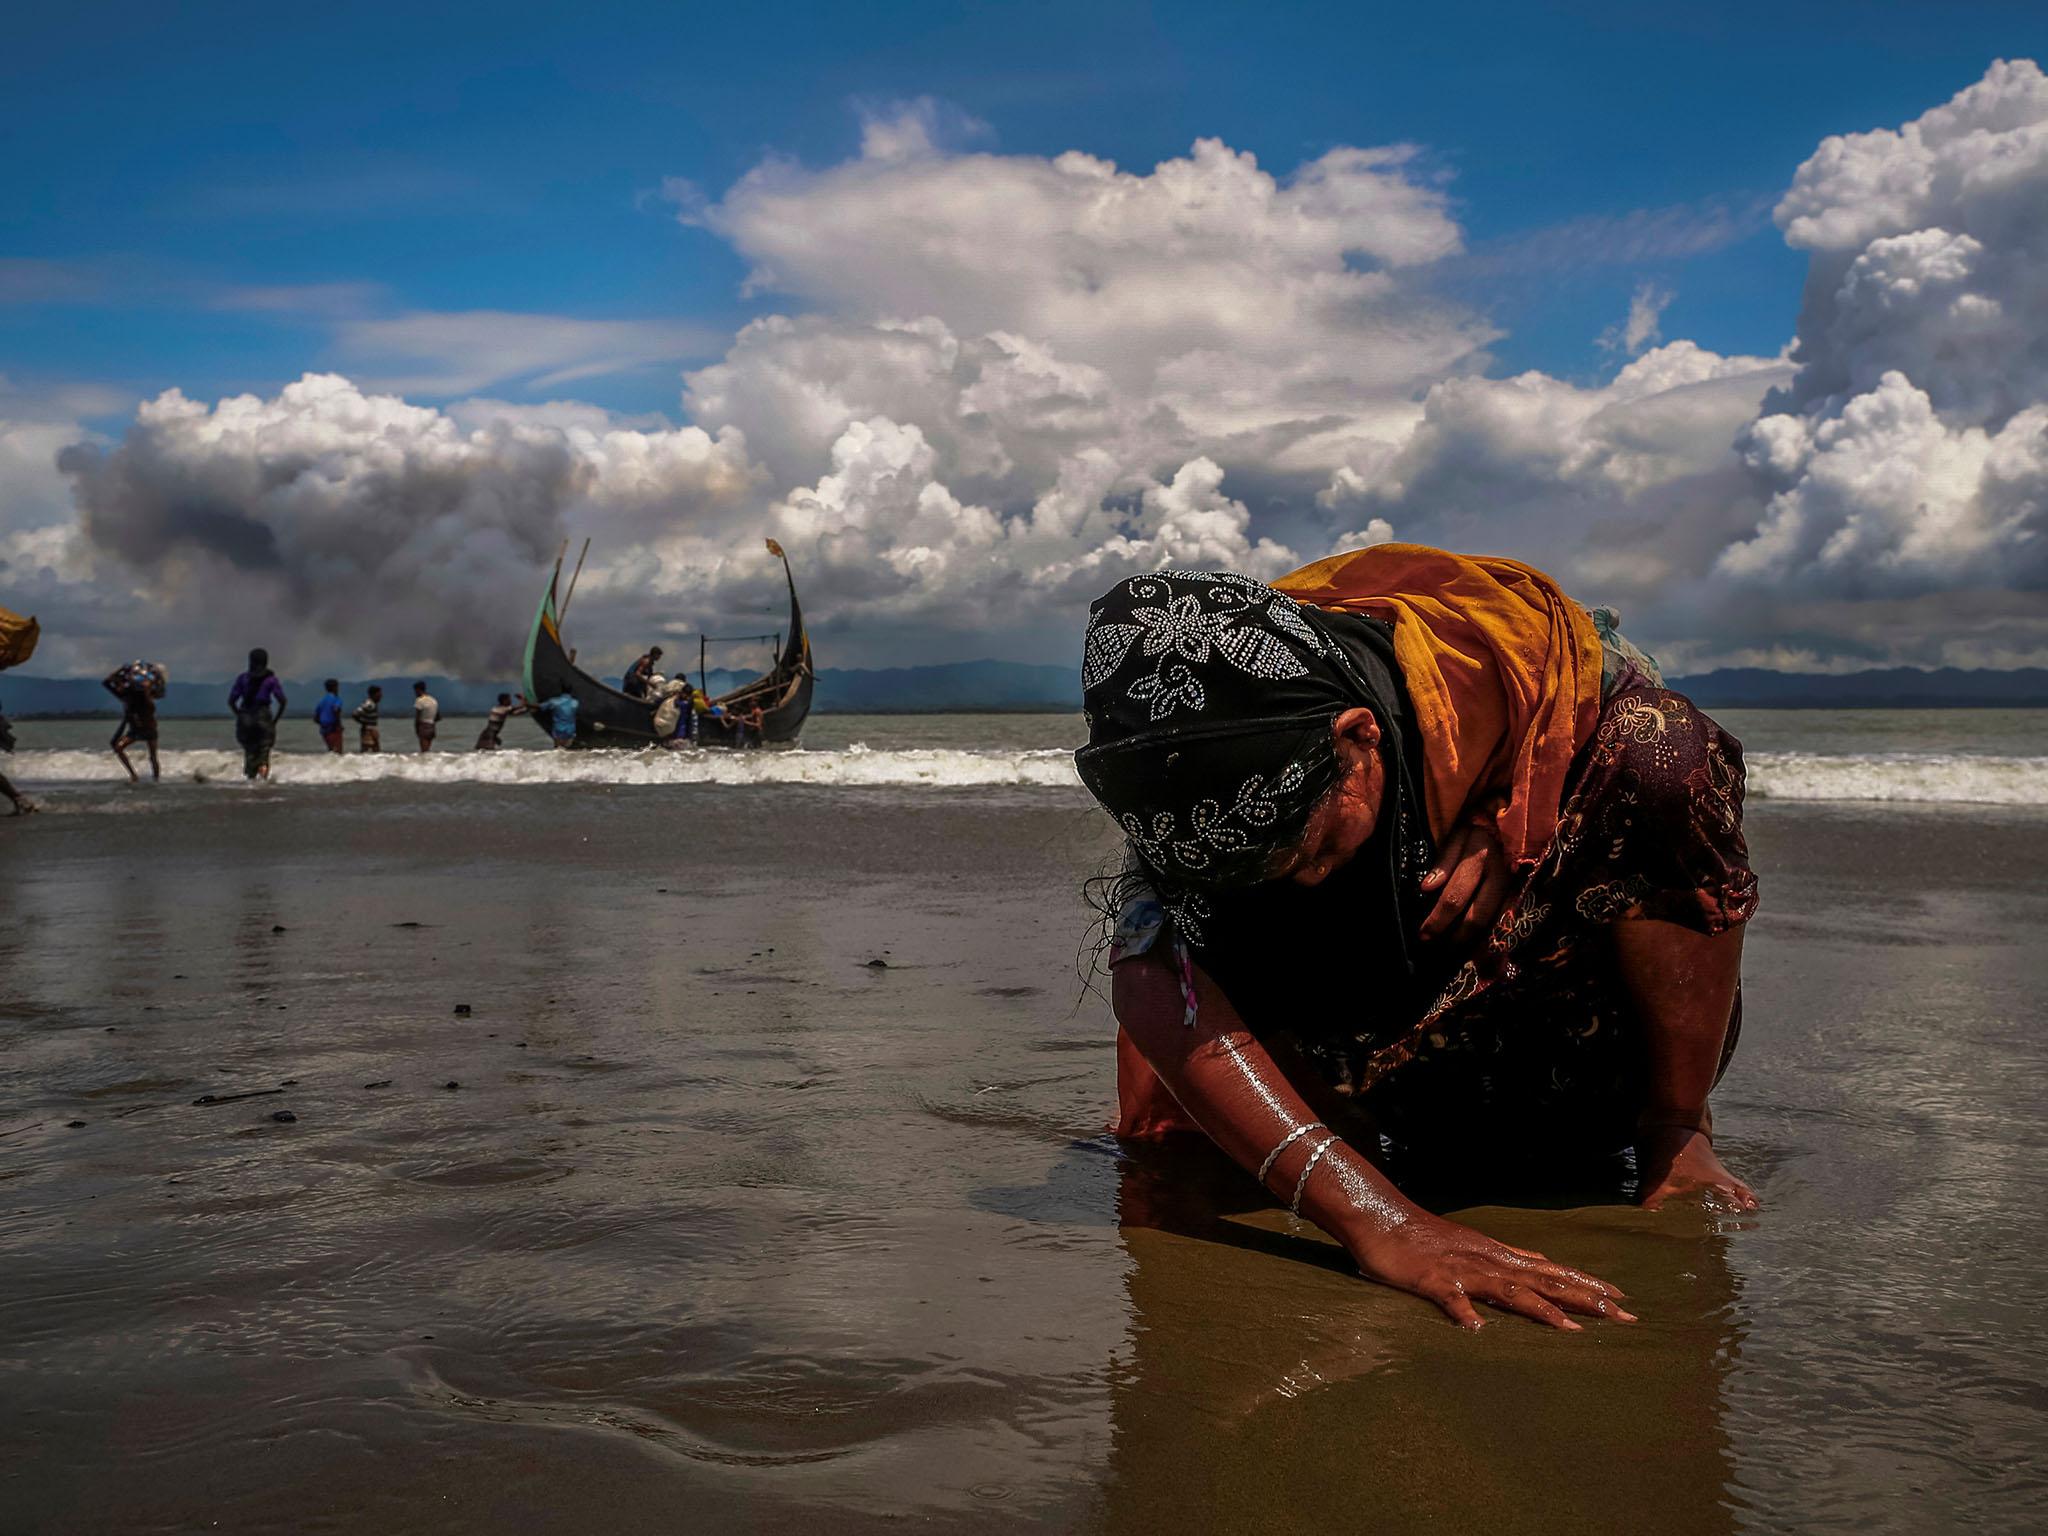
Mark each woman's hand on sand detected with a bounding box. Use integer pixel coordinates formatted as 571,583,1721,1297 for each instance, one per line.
1348,1214,1636,1331
1418,815,1511,950
1638,1127,1759,1211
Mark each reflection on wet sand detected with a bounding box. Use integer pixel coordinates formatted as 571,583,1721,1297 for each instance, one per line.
1104,1143,1743,1536
4,795,2046,1532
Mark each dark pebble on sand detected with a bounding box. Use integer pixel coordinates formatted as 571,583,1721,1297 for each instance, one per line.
270,1110,296,1123
443,1080,460,1091
864,958,890,969
66,1120,87,1128
453,1003,472,1016
280,1079,298,1087
271,925,287,933
514,1042,527,1048
363,1080,392,1089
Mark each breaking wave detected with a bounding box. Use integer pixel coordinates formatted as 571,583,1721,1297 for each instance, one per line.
6,744,1082,790
8,746,2045,806
1743,751,2047,807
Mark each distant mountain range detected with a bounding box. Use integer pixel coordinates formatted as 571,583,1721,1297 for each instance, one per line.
4,661,2044,717
1668,667,2048,710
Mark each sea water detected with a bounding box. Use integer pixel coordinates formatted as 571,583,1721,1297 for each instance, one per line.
8,709,2046,807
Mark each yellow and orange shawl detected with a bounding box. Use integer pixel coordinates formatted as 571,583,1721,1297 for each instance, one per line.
1275,544,1601,871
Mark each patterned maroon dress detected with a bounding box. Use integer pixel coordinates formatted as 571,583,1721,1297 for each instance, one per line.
1331,682,1760,1154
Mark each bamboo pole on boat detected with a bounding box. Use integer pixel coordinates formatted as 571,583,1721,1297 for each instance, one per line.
558,538,591,623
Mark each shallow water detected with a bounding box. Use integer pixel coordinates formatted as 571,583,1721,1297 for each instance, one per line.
7,708,2048,806
1,793,2044,1532
2,709,1087,756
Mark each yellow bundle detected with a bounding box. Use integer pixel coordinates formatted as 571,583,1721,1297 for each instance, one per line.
0,605,38,672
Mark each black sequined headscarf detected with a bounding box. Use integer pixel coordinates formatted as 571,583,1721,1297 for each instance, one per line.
1076,570,1435,954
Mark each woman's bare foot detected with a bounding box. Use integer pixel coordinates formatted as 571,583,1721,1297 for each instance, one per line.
1638,1125,1757,1210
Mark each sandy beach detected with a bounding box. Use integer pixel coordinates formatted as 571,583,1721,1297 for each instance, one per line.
1,759,2044,1533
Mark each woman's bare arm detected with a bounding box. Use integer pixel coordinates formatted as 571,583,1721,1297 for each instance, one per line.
1111,944,1635,1330
1614,918,1758,1210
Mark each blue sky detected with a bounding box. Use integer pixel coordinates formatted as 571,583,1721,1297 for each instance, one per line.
5,4,2046,678
7,1,2041,418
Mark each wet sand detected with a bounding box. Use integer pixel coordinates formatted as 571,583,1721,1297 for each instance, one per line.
2,790,2045,1533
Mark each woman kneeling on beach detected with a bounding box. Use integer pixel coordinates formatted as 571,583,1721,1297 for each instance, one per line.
1079,544,1758,1331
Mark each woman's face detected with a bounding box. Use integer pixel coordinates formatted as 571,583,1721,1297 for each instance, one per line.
1264,708,1386,887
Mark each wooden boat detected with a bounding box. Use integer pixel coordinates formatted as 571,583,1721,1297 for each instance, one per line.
521,539,814,748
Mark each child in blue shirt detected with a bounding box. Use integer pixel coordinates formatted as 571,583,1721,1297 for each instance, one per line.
313,679,345,753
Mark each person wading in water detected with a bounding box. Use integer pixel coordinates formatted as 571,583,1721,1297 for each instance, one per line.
313,679,346,754
352,685,383,752
0,696,32,814
227,649,286,781
412,681,439,753
475,693,529,750
104,661,165,783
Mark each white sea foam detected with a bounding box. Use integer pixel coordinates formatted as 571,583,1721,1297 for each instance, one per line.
7,744,1083,791
1743,752,2048,807
10,746,2045,806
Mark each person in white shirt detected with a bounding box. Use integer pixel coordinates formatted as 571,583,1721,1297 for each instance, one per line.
412,680,440,753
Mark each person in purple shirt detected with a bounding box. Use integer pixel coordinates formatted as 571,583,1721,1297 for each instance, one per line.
227,647,287,780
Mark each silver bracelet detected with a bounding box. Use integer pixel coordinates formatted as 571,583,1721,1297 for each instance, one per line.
1255,1122,1325,1187
1289,1133,1340,1216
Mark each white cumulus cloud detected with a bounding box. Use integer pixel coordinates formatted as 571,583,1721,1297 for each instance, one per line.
1343,341,1790,593
1719,57,2048,599
686,111,1482,467
17,63,2048,678
1353,60,2048,667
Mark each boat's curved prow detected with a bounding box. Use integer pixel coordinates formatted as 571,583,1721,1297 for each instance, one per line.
522,540,814,749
